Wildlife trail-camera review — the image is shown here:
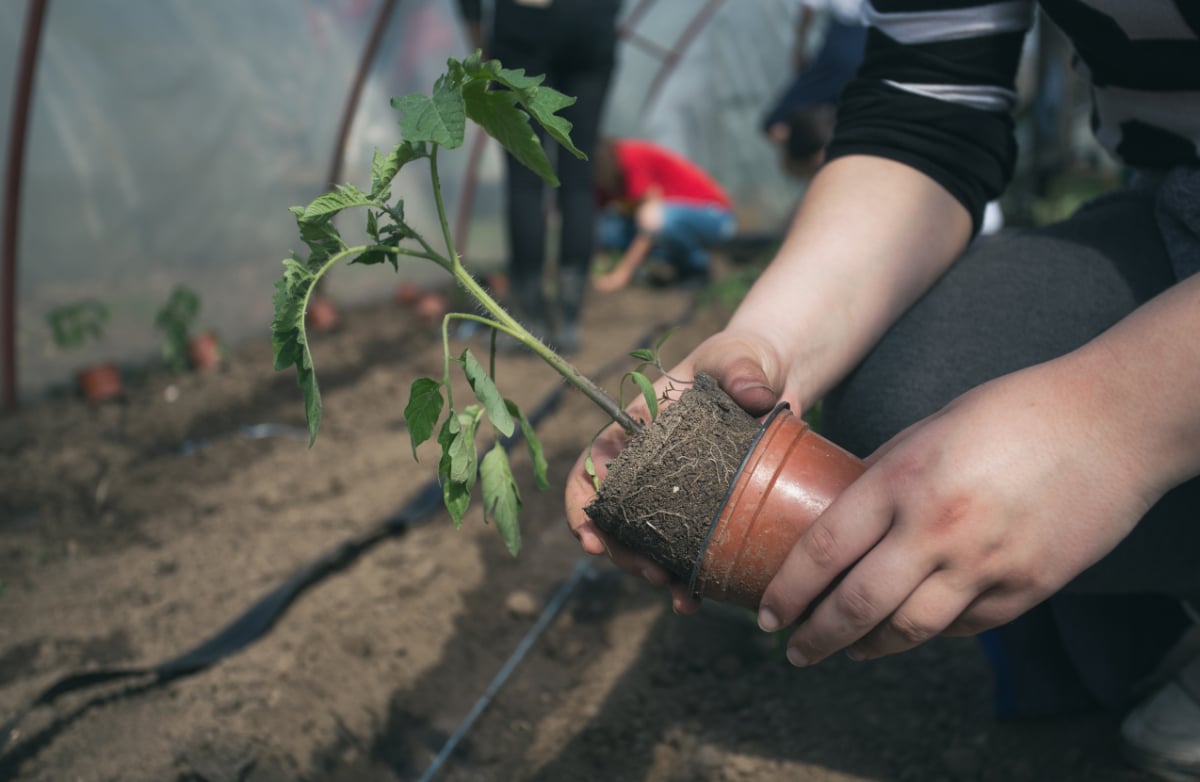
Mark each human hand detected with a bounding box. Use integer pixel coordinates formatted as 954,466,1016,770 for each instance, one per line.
757,358,1161,666
591,267,634,293
564,330,793,612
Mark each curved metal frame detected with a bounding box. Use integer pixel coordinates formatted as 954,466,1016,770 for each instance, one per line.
2,0,49,413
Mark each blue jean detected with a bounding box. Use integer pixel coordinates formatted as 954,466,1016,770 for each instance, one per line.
598,202,736,274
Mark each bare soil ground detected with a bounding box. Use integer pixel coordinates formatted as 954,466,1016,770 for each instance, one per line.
0,278,1162,782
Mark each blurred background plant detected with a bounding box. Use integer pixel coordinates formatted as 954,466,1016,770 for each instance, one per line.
46,300,110,352
154,286,201,372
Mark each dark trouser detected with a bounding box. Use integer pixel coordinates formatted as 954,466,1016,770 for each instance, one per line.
820,182,1200,716
487,0,620,333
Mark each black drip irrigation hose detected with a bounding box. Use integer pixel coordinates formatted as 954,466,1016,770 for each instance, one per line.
0,295,702,766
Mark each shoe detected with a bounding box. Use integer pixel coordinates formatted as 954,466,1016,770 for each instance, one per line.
1121,649,1200,780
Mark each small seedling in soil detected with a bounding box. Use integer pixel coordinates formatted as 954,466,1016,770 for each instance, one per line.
47,299,124,403
47,300,110,352
272,54,769,584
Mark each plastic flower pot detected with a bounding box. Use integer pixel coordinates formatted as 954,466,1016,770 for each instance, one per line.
187,331,222,371
415,290,450,326
77,363,123,404
688,403,866,609
394,280,422,306
305,295,340,331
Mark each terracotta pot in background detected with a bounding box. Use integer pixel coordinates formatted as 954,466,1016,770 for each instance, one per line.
415,291,449,326
188,331,222,371
306,296,340,331
394,280,423,306
485,272,509,298
77,363,123,404
689,404,866,609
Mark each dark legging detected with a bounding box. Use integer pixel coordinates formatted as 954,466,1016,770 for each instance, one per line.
819,182,1200,715
487,0,620,329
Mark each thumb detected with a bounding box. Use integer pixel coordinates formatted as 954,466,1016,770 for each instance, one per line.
688,337,783,417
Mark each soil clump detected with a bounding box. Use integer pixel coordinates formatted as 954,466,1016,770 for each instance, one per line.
585,373,761,581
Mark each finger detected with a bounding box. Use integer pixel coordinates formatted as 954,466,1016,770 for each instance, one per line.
689,341,782,416
942,588,1034,638
845,571,982,660
779,534,932,665
714,355,780,416
670,583,703,615
758,474,894,632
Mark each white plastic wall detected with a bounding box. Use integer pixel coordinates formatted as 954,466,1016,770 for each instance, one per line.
2,0,805,400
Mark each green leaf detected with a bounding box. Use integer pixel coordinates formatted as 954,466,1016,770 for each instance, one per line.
404,377,444,459
271,257,321,445
481,443,522,556
445,406,483,485
506,399,548,491
436,412,475,527
369,141,427,199
462,81,558,186
461,349,515,438
391,76,466,149
459,53,583,160
629,348,655,363
300,183,376,223
628,371,658,422
654,326,679,353
291,209,344,264
365,209,380,242
351,247,395,269
584,450,600,492
520,85,584,159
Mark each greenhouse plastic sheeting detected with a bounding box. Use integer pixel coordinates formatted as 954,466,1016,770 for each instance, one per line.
2,0,806,401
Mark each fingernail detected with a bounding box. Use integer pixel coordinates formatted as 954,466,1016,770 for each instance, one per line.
758,607,780,632
845,648,865,662
786,647,809,667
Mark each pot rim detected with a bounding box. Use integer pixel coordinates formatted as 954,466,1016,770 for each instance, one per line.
686,401,791,598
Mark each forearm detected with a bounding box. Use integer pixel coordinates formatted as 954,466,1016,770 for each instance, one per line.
725,154,973,407
615,233,653,275
1067,272,1200,498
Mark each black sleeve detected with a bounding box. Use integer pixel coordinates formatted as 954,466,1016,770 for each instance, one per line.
457,0,481,23
825,15,1030,234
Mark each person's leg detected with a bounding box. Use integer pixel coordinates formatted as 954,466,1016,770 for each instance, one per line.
552,56,614,353
597,211,635,255
651,203,737,284
820,186,1200,715
487,20,551,339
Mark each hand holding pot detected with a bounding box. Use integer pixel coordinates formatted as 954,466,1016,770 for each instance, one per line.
565,332,793,613
758,357,1163,667
565,411,687,598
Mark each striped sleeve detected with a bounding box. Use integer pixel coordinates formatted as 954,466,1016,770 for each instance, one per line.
825,0,1035,233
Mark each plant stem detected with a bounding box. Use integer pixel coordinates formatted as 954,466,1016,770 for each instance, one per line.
428,148,642,435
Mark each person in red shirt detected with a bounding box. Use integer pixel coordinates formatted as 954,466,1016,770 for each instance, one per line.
592,138,737,293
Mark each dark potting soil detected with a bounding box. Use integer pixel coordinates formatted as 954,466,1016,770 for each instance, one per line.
585,372,762,582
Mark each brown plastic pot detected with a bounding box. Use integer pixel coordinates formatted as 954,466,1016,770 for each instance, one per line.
394,280,422,306
415,290,449,326
77,363,123,404
306,296,340,331
187,331,222,371
689,403,866,609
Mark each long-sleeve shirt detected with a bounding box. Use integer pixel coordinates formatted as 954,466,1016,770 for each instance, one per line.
826,1,1200,232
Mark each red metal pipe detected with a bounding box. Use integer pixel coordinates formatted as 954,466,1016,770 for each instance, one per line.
641,0,724,114
326,0,399,188
616,0,656,39
2,0,50,413
451,126,488,259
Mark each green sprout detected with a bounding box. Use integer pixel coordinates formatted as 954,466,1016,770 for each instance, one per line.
272,53,647,557
47,300,109,351
155,286,201,372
